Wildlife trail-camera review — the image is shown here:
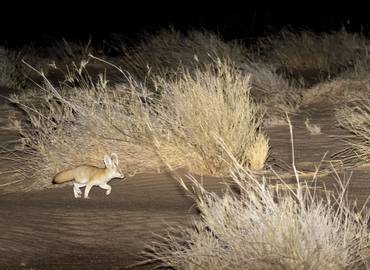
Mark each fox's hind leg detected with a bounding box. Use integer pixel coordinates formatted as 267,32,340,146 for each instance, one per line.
84,183,93,199
73,183,84,198
99,183,112,195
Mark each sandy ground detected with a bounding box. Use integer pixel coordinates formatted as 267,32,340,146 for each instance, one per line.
0,171,227,269
1,86,370,269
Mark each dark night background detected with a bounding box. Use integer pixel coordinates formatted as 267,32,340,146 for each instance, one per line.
1,2,369,47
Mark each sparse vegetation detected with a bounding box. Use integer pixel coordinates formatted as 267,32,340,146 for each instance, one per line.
142,123,370,270
335,101,370,164
241,61,301,119
48,38,94,61
117,28,301,121
146,59,268,173
304,118,321,135
256,28,370,83
117,28,248,81
0,46,29,89
4,58,268,191
302,78,370,106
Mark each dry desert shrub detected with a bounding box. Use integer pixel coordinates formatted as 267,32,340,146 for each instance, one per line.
302,78,370,106
116,27,301,123
257,29,370,80
117,28,248,81
335,100,370,165
0,46,57,90
141,124,370,270
48,38,94,61
0,46,30,89
240,61,301,120
147,59,268,174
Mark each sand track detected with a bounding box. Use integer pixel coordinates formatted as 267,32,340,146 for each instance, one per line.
0,171,229,269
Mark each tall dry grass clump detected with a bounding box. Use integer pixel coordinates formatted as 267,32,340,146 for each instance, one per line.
147,59,268,174
47,38,94,61
0,46,29,89
118,28,248,81
5,65,162,191
302,78,370,106
241,61,301,117
142,124,370,270
257,29,370,79
4,59,268,191
116,27,300,120
335,100,370,164
0,45,56,90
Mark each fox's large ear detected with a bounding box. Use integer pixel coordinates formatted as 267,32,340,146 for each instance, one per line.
103,155,113,169
111,153,119,167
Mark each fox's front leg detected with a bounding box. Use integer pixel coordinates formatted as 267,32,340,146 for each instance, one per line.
99,183,112,195
84,183,93,199
73,183,82,198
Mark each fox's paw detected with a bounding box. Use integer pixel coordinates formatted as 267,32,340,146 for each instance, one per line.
106,190,111,195
74,195,81,199
84,196,90,199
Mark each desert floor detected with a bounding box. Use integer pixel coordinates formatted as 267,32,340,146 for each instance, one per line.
1,86,370,269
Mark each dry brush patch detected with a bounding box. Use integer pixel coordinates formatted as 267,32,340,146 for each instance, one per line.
116,27,301,124
146,59,269,174
4,76,161,192
0,46,31,89
335,100,370,165
117,28,248,82
302,78,370,106
301,73,370,166
256,29,370,82
47,38,95,61
240,61,301,123
3,60,269,191
0,45,63,90
141,124,370,270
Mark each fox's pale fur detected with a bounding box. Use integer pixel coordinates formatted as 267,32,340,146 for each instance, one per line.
53,153,124,199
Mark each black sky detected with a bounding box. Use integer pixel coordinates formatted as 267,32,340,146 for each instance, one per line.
1,2,369,47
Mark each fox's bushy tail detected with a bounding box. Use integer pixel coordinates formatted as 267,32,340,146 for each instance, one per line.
53,169,74,184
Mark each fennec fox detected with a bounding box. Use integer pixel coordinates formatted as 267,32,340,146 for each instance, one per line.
53,153,124,199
